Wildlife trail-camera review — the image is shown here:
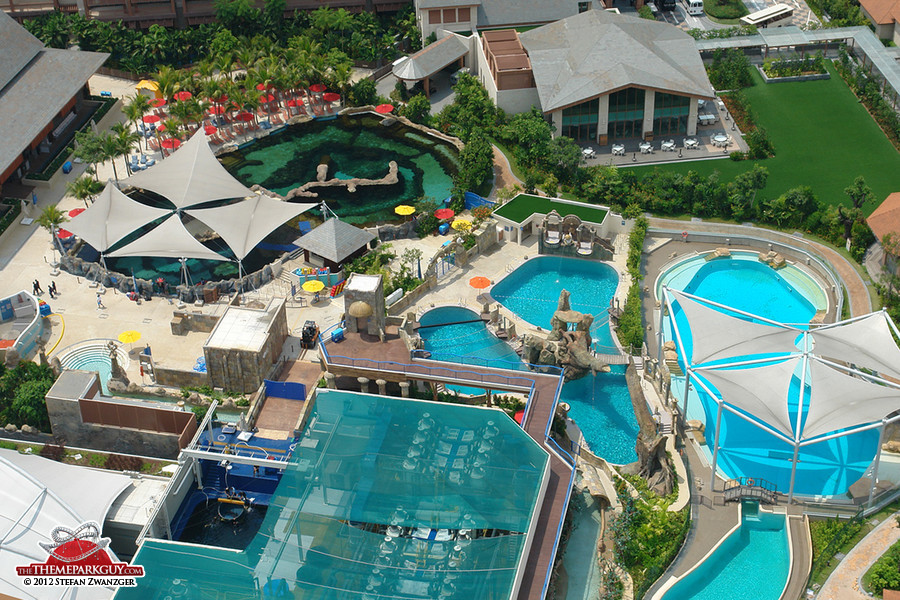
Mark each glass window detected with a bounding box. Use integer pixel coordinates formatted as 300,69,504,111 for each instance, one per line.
578,1,591,12
429,9,441,24
653,92,690,136
562,98,599,142
443,8,457,22
607,88,645,141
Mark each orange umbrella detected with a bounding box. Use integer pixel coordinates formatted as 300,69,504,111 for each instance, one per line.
469,276,491,289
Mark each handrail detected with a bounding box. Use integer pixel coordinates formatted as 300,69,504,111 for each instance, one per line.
409,348,563,376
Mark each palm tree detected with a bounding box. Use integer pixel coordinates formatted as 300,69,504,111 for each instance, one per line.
101,133,123,184
67,175,104,208
332,9,354,53
36,205,69,264
111,123,140,175
124,94,150,152
154,66,180,101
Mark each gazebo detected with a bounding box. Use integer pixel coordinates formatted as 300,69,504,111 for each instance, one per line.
293,218,376,271
662,288,900,503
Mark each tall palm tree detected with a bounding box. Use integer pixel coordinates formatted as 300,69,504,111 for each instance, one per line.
154,66,180,101
124,94,150,152
66,175,104,208
111,123,140,175
36,205,69,264
101,133,122,184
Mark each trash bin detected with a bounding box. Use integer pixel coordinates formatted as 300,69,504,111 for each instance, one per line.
62,161,73,174
39,301,52,316
438,223,450,235
331,327,345,343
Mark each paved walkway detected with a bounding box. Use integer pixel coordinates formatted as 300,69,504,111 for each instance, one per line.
817,512,900,600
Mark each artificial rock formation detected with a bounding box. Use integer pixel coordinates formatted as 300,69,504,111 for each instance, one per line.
521,290,611,381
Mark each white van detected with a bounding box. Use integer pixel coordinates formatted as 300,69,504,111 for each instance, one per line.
683,0,703,15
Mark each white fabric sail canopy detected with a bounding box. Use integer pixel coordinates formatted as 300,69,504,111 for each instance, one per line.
668,289,801,365
187,196,315,260
107,214,228,262
695,358,799,439
123,129,254,209
803,359,900,440
811,313,900,381
64,182,172,252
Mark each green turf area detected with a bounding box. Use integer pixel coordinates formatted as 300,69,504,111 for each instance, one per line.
627,62,900,215
494,194,609,224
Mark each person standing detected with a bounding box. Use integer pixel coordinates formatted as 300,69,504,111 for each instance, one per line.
96,293,105,310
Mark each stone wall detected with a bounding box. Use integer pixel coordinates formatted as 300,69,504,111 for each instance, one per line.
154,366,208,389
45,395,186,459
170,311,220,335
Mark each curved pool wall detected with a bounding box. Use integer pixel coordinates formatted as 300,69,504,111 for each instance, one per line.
564,487,605,600
654,504,791,600
659,253,876,496
59,341,130,395
491,256,620,352
219,113,459,224
655,250,828,325
418,306,527,395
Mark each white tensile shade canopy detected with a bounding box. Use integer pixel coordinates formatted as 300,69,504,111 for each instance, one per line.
106,214,228,262
123,129,254,209
812,313,900,381
668,290,801,365
64,182,172,252
664,287,900,502
187,196,316,260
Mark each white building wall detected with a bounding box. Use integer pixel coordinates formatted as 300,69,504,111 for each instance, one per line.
642,89,655,139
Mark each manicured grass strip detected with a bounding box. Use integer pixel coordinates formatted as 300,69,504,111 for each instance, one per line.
627,62,900,215
494,193,609,224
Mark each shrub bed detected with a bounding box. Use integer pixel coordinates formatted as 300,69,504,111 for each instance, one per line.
703,0,749,20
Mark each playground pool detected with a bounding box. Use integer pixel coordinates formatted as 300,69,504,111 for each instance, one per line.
58,341,130,395
220,113,459,224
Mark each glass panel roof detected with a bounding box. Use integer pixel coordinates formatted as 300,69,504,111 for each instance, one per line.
117,390,549,600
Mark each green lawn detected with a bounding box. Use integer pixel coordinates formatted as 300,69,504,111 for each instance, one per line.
628,62,900,215
494,194,609,224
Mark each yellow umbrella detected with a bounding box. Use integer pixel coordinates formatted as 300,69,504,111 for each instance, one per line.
118,330,141,344
302,280,325,293
394,205,416,216
451,219,472,232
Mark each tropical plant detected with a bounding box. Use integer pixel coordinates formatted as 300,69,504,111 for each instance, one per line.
66,175,104,207
36,205,69,263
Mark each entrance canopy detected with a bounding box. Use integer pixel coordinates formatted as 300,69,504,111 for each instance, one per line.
123,129,254,209
64,181,172,253
392,34,469,81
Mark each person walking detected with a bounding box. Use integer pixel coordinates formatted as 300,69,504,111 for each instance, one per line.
49,281,58,297
96,293,105,310
33,280,44,295
48,283,55,299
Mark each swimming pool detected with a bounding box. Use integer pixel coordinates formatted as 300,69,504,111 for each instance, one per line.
656,251,827,325
491,256,620,352
661,254,874,496
220,114,458,224
419,306,526,395
655,504,790,600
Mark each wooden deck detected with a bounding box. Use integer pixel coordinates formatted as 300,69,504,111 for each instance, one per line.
318,328,575,600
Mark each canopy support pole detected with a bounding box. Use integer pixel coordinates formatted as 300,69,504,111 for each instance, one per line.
787,442,800,504
238,260,243,295
710,400,724,492
868,421,886,508
682,369,692,422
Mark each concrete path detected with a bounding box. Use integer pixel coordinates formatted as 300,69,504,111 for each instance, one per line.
817,512,900,600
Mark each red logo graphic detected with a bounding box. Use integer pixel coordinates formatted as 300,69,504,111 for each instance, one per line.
16,522,144,579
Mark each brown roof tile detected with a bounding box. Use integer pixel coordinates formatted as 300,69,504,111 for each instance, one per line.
860,0,900,24
867,192,900,241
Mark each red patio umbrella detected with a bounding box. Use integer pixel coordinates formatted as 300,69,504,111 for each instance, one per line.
204,125,218,135
286,99,300,107
161,138,181,149
207,105,226,115
142,114,161,124
173,91,192,101
156,124,166,132
514,409,525,424
236,112,254,122
309,84,326,93
150,98,166,108
211,95,228,104
375,103,394,114
255,83,268,91
434,208,455,220
57,228,74,239
259,93,276,103
323,92,340,102
68,208,85,217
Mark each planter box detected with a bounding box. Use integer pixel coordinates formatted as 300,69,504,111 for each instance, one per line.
757,65,830,84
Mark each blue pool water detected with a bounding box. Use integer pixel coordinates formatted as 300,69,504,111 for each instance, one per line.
661,506,789,600
562,366,638,464
419,306,527,395
662,256,875,497
491,256,619,352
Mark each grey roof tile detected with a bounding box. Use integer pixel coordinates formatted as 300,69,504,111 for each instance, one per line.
293,218,376,264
